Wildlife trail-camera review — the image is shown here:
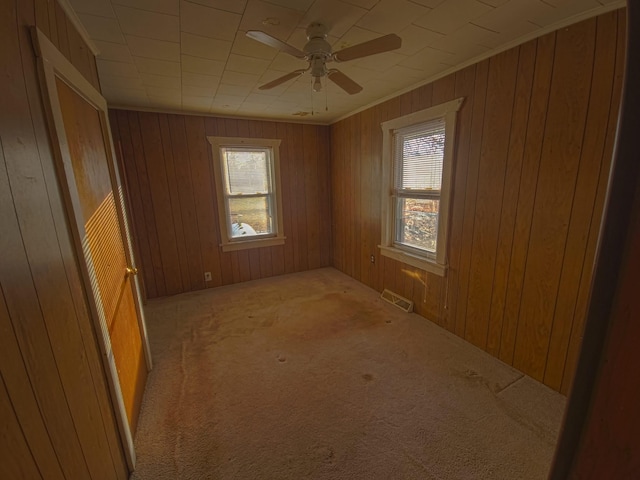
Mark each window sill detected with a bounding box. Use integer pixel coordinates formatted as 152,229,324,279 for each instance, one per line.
221,236,285,252
379,245,446,277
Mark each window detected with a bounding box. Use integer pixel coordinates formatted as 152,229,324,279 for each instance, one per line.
380,98,464,276
208,137,285,252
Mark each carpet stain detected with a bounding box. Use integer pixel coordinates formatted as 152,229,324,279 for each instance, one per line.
362,373,373,381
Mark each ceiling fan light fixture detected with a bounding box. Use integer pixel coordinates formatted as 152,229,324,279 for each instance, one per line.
313,76,322,92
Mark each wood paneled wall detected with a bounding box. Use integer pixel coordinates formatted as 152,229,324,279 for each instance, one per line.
330,10,625,395
0,1,126,479
109,111,332,299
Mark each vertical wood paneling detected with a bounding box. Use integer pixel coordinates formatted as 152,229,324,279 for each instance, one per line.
1,0,128,478
513,18,596,381
137,112,183,295
486,41,536,357
454,59,489,339
544,12,619,391
561,9,626,395
499,33,555,365
464,49,519,349
0,374,42,480
111,112,332,298
330,12,623,393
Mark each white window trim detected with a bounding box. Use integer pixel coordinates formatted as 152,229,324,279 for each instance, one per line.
379,97,464,277
207,136,286,252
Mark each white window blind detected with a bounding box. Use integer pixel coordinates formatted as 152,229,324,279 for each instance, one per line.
393,118,445,193
222,147,271,195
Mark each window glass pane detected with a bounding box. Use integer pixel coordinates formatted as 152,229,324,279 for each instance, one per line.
228,196,272,237
395,198,439,253
223,148,270,195
396,125,445,191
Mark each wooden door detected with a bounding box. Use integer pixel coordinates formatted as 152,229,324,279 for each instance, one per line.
55,77,148,435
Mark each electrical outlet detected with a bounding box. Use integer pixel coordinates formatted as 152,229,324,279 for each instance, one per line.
370,255,375,264
204,271,212,282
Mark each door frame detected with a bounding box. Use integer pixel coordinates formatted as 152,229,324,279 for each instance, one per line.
31,27,152,470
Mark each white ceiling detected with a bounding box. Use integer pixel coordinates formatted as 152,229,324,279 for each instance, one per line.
68,0,623,123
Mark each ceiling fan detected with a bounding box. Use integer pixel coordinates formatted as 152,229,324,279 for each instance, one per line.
246,23,402,95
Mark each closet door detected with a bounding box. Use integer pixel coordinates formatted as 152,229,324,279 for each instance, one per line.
55,78,148,435
34,27,151,469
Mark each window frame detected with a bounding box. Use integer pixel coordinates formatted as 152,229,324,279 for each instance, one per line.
208,136,285,252
379,97,464,276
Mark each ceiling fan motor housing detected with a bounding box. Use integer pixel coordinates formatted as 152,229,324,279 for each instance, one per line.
304,22,332,78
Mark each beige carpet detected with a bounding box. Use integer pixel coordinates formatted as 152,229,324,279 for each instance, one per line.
132,268,565,480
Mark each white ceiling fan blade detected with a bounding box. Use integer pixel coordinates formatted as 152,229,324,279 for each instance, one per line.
333,34,402,62
246,31,306,59
327,70,362,95
259,69,307,90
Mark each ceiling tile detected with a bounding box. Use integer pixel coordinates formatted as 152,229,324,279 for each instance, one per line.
408,0,445,6
398,47,454,72
528,0,602,27
356,0,431,35
216,84,253,96
182,55,226,75
181,33,232,61
265,0,314,11
100,74,144,89
70,0,116,17
396,24,445,56
374,64,425,82
182,85,217,96
333,26,378,51
114,5,180,42
244,92,277,105
232,30,280,60
221,70,261,87
212,94,246,106
354,51,406,71
148,96,182,108
341,0,380,9
97,58,140,77
94,40,134,63
239,0,304,42
134,57,182,76
301,1,368,38
473,0,554,32
147,86,181,97
180,1,241,41
125,35,180,61
182,72,221,88
438,43,490,67
413,0,494,35
226,54,271,75
79,14,126,44
112,0,179,15
140,73,182,88
269,51,307,72
185,0,247,14
182,95,213,110
102,86,149,105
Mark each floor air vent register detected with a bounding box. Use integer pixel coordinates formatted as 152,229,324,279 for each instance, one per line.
380,289,414,313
